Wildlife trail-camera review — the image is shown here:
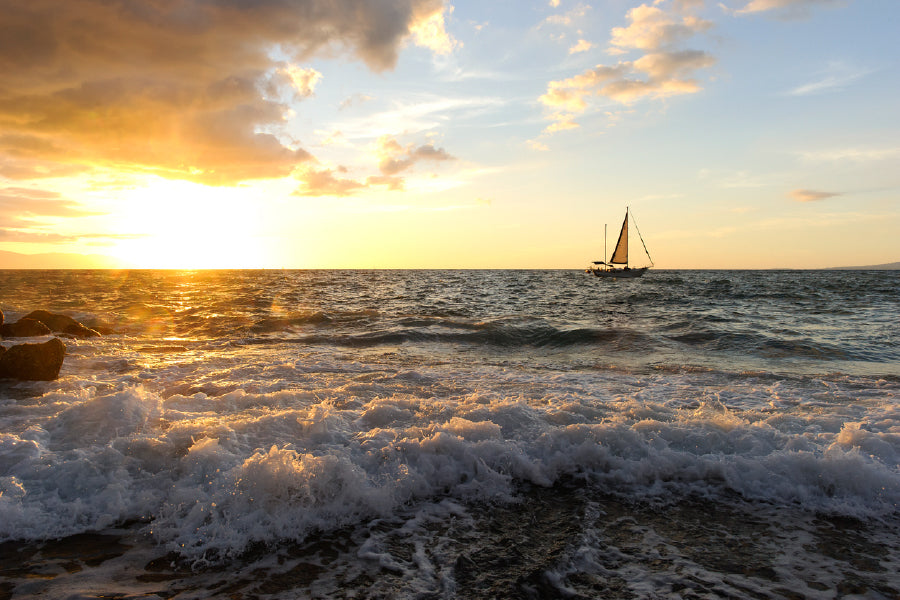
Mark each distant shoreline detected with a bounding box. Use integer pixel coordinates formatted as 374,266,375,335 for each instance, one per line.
825,262,900,270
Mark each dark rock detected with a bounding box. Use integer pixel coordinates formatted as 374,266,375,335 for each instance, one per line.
22,310,100,338
0,318,52,337
0,337,66,381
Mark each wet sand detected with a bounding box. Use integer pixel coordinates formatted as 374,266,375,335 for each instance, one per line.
3,483,898,599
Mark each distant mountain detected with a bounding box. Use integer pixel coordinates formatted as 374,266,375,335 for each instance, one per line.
0,250,127,269
829,262,900,270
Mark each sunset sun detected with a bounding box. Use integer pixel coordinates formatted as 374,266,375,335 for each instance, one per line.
107,180,271,269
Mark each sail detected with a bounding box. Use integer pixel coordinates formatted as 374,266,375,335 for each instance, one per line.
609,212,629,264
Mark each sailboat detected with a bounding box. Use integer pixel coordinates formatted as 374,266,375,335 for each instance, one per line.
586,207,653,278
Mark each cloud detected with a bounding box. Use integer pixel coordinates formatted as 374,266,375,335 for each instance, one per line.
543,119,580,134
365,175,406,191
541,65,628,111
376,136,456,175
568,39,595,54
0,229,141,243
540,1,715,131
785,61,872,96
293,135,455,196
339,93,376,111
0,157,87,181
410,4,460,55
634,49,715,82
540,50,714,108
321,94,504,145
796,146,900,163
0,187,102,221
293,166,366,197
282,66,323,98
609,4,712,52
790,189,841,202
543,3,591,27
0,230,79,243
0,0,452,185
673,0,706,11
734,0,844,18
318,130,352,148
0,186,115,244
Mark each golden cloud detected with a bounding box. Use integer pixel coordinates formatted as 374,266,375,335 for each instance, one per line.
293,166,365,197
543,119,580,134
736,0,842,17
568,39,595,55
540,50,713,109
292,134,455,197
0,0,450,186
376,136,456,176
282,66,323,99
0,186,110,242
610,4,711,52
410,5,460,55
790,189,841,202
0,187,100,219
540,1,714,131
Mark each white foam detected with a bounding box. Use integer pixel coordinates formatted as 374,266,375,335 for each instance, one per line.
0,348,898,563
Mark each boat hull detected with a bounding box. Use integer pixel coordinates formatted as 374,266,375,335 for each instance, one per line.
588,267,648,278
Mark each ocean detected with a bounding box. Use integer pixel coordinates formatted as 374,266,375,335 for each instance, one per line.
0,269,898,599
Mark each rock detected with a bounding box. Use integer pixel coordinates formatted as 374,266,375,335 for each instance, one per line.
0,308,4,328
0,337,67,381
0,318,52,337
22,310,100,338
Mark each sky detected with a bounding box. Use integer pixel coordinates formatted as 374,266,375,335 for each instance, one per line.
0,0,898,269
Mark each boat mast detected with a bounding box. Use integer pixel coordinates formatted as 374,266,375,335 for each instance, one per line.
604,223,607,267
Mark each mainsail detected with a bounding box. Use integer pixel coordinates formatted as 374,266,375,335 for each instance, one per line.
609,211,629,265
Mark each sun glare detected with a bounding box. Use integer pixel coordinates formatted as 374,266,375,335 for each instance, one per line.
108,180,271,269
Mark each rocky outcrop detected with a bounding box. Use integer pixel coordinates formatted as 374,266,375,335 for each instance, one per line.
0,309,100,339
1,318,52,338
0,309,91,380
0,337,66,381
22,310,101,338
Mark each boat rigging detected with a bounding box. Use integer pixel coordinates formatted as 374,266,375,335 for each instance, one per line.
586,207,653,278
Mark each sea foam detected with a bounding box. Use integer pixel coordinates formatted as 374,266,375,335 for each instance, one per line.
3,373,897,565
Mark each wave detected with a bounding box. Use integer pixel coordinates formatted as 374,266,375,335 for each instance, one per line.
232,315,890,365
249,309,380,333
666,330,852,360
278,318,658,352
1,385,897,564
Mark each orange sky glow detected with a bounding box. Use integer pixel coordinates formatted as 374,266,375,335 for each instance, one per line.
1,0,898,269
